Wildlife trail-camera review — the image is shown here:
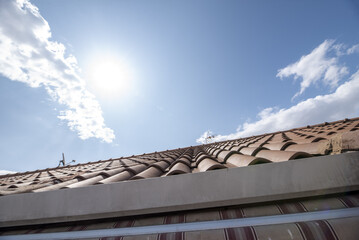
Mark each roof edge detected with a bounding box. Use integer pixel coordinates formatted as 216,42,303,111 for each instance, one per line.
2,117,358,179
1,152,358,228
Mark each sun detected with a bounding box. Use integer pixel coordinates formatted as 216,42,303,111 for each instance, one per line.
88,57,134,98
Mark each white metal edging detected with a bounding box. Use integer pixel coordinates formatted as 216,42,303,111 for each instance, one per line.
1,207,359,240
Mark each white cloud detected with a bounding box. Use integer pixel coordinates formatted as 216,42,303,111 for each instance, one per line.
0,170,16,176
257,107,276,119
277,39,349,100
0,0,115,142
197,40,359,144
347,44,359,55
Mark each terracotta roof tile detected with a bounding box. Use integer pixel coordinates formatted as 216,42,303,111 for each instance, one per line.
166,162,191,176
0,117,358,196
239,146,266,156
131,166,163,180
262,142,295,151
197,157,226,172
216,150,234,163
226,154,270,167
285,142,329,155
98,170,134,184
255,149,312,162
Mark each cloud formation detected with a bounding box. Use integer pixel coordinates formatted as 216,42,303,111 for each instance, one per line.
0,0,115,142
0,170,16,176
197,40,359,144
277,39,349,100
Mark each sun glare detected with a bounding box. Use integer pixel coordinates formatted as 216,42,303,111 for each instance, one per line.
88,57,134,98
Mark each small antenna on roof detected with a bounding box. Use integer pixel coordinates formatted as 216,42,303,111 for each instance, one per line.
205,135,216,144
57,153,76,167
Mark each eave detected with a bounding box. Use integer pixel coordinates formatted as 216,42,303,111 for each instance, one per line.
1,151,358,228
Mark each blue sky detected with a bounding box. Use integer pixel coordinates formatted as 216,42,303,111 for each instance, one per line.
0,0,359,174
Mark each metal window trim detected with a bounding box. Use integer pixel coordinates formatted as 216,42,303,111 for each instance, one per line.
1,207,359,240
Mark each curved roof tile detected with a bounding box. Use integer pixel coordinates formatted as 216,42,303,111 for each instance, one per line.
255,150,312,162
197,158,226,172
1,117,358,195
166,162,191,176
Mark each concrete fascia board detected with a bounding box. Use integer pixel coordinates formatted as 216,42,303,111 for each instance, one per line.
0,152,358,228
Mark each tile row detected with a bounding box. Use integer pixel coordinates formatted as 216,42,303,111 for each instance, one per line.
0,118,358,196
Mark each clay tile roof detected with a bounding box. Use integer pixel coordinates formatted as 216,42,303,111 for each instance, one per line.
1,117,359,196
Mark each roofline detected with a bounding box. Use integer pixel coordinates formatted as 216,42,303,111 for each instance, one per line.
1,152,358,228
207,117,359,145
1,117,358,179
